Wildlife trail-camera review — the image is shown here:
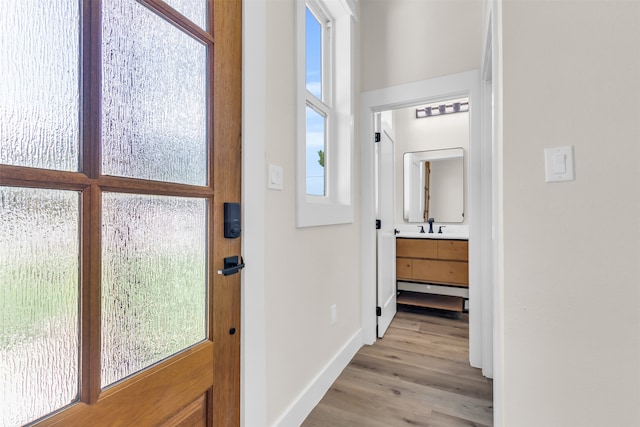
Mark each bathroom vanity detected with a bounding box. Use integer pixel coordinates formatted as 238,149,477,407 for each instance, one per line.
396,236,468,312
396,145,468,312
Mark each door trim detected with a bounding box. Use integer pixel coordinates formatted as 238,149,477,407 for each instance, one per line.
241,1,269,426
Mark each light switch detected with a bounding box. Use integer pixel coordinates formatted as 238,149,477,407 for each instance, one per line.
545,146,574,182
552,154,566,174
268,164,283,190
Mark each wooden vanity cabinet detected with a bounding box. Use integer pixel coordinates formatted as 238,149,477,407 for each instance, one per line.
396,238,469,312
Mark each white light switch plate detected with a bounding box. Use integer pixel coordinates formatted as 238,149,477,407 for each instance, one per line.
268,164,283,190
544,146,574,182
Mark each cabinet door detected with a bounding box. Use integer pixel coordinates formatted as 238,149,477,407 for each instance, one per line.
396,238,437,258
396,258,412,280
412,259,469,286
437,240,469,261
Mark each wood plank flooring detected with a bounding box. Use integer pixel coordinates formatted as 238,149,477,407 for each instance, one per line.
302,307,493,426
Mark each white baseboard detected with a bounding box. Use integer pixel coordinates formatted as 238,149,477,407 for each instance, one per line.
271,329,363,427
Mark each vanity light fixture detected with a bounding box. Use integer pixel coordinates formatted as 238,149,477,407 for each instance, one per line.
415,100,469,119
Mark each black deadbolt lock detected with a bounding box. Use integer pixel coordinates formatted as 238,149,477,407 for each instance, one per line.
224,202,241,239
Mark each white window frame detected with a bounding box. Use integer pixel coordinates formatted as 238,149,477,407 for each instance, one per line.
296,0,356,227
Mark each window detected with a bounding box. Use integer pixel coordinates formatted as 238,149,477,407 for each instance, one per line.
297,0,356,227
304,5,328,196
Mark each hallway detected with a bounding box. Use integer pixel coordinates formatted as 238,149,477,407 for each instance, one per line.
302,309,493,426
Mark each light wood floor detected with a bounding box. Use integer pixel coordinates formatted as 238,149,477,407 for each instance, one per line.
302,307,493,426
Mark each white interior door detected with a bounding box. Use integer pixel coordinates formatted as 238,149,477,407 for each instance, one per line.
376,123,396,338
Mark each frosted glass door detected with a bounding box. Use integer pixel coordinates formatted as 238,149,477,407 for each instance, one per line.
100,0,210,388
101,0,207,186
0,0,79,171
163,0,208,29
101,193,207,388
0,187,80,426
0,0,239,423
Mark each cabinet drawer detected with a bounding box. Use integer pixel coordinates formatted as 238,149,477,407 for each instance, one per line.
396,238,437,259
412,259,469,286
438,240,468,261
396,258,412,279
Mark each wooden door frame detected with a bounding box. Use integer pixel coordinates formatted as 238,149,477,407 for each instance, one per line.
212,0,243,425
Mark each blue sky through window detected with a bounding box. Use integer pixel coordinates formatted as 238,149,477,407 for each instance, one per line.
305,7,322,98
305,7,325,196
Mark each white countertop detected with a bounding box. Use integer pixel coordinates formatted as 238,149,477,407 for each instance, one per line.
394,224,469,240
395,231,468,240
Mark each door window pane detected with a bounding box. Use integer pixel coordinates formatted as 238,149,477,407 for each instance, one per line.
101,193,207,388
306,106,326,196
0,0,80,171
164,0,207,30
102,0,207,186
305,7,322,100
0,187,80,426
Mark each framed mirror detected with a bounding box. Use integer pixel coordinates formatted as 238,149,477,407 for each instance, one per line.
403,148,464,223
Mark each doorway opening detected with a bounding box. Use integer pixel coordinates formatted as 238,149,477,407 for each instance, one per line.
360,70,493,378
379,96,470,321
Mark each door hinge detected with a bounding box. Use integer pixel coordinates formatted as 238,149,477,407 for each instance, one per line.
374,132,381,142
376,306,382,316
375,219,381,229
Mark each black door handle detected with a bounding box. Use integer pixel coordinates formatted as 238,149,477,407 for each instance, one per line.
217,256,245,276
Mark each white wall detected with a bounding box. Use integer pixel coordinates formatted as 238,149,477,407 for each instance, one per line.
262,1,362,425
247,1,640,426
361,0,483,92
393,108,469,224
500,1,640,425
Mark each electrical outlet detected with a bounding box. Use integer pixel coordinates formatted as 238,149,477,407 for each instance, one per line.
330,304,337,325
